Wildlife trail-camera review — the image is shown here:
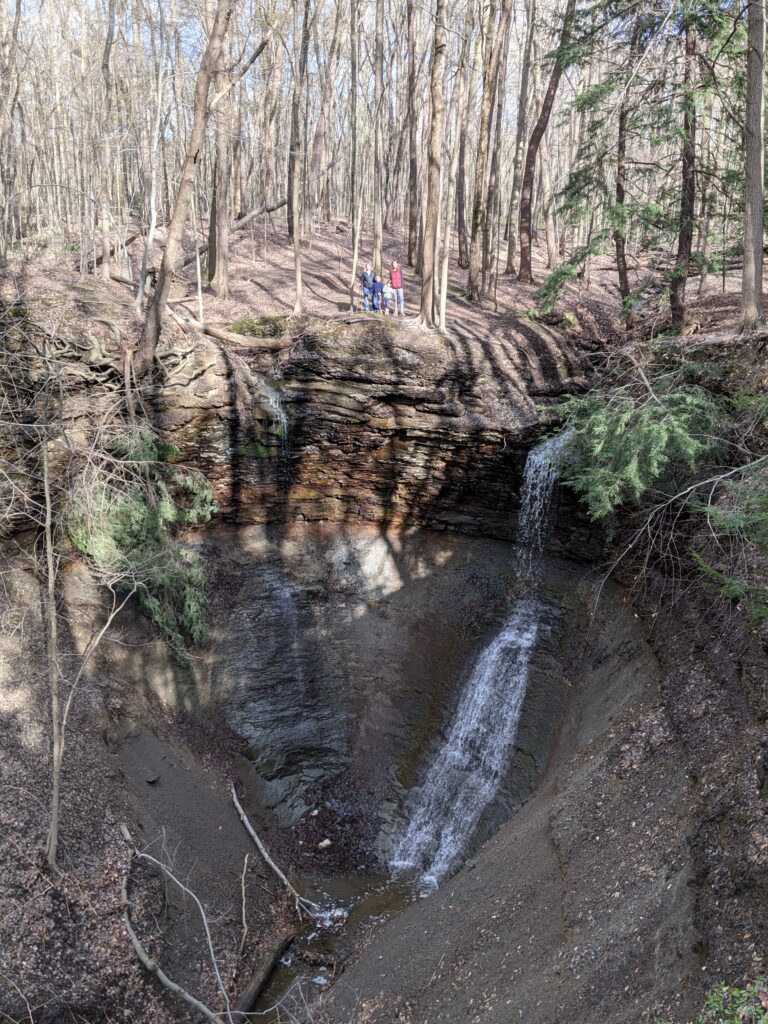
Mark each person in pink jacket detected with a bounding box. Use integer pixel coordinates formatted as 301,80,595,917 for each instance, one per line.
389,262,405,316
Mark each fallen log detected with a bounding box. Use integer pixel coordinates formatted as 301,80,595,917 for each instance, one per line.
232,932,295,1022
197,320,295,353
180,199,287,268
84,230,142,269
108,271,295,352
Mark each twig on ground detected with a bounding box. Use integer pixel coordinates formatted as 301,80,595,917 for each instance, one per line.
239,853,249,957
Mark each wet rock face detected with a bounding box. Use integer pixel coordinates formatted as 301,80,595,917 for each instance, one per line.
151,318,599,559
131,523,594,843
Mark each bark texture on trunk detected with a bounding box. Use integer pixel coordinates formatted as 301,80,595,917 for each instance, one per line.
517,0,576,284
741,0,765,330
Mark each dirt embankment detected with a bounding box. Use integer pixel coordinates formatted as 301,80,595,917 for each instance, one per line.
317,582,768,1024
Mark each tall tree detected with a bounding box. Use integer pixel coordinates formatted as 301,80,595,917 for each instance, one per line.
407,0,419,266
669,15,697,330
439,2,474,330
139,0,233,376
741,0,765,330
419,0,447,326
517,0,576,284
373,0,385,272
505,0,536,275
466,0,512,300
290,0,312,314
99,0,117,281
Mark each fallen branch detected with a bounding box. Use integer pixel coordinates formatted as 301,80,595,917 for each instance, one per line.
232,932,295,1023
230,784,320,921
120,827,227,1024
180,200,287,268
87,231,142,268
618,348,662,404
239,853,249,956
120,824,235,1024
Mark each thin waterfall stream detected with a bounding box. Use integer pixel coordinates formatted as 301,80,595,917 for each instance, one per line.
253,434,572,1017
391,433,569,886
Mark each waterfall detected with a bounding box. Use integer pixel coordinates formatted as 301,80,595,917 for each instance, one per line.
255,377,289,443
391,433,567,887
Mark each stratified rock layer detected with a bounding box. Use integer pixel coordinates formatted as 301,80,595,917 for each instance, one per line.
151,316,599,556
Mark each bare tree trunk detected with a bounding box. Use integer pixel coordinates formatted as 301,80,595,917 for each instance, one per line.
457,32,480,270
373,0,384,272
419,0,447,326
741,0,765,330
0,0,22,262
287,1,311,243
210,73,232,297
611,22,645,324
468,2,505,299
136,31,166,313
439,4,473,331
99,0,117,281
699,108,725,297
291,0,311,313
139,0,233,376
533,41,558,272
517,0,576,284
483,21,511,295
614,98,632,321
309,3,342,227
349,0,360,308
669,20,696,330
407,0,418,266
505,0,535,274
467,1,511,300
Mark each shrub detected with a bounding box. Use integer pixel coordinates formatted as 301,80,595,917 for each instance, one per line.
68,426,217,661
657,979,768,1024
558,378,725,521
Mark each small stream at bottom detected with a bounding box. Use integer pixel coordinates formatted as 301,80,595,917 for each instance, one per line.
253,873,419,1019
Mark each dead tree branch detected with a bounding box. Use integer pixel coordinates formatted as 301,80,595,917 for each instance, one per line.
120,824,234,1024
230,784,320,921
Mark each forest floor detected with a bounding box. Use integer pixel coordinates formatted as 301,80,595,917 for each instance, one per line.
3,215,748,362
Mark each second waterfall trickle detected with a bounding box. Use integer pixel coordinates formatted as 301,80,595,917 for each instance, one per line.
391,433,569,887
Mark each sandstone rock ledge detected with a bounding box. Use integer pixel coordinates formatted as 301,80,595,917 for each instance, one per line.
152,315,599,553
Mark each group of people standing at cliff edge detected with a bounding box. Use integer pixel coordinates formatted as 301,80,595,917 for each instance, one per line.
359,261,405,315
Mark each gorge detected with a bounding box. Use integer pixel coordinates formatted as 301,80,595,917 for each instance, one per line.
1,305,767,1024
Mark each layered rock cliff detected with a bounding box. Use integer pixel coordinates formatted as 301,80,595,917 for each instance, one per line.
151,315,600,554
